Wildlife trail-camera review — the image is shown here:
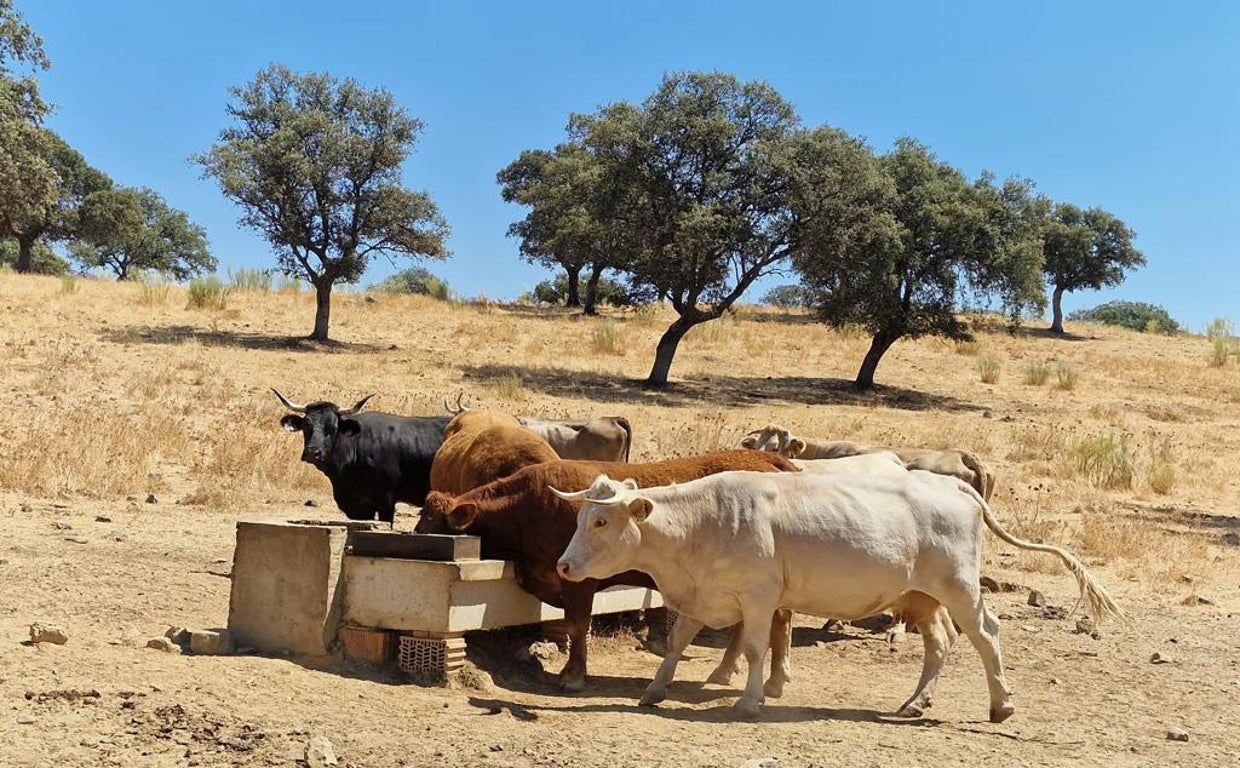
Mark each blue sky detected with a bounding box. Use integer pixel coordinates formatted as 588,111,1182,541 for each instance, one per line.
24,1,1240,330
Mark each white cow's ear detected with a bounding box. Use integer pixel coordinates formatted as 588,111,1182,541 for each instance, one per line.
621,478,639,491
628,498,653,524
788,438,807,457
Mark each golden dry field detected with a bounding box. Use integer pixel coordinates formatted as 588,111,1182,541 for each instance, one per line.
1,270,1238,767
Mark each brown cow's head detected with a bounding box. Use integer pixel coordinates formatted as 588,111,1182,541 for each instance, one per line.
415,491,479,533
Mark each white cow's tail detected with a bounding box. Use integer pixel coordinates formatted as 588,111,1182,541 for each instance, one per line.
964,484,1126,624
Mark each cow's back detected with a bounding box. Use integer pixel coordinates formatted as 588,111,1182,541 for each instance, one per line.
431,417,559,496
329,412,451,511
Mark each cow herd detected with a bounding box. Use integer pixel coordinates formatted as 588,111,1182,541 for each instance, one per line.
273,390,1123,723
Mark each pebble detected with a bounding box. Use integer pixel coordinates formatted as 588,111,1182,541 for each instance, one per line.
1150,652,1172,664
112,530,127,542
54,518,73,530
95,515,112,523
1166,726,1190,742
740,760,784,768
145,494,158,504
1027,590,1047,607
64,536,89,544
305,735,339,767
17,714,35,725
146,637,181,654
29,623,69,644
305,499,320,507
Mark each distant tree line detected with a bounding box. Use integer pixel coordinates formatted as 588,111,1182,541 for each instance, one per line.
0,2,213,279
500,71,1147,388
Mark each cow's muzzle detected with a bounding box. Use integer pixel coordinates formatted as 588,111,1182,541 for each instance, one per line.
556,560,574,581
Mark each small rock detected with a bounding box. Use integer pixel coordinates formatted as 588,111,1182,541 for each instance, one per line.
1027,590,1047,607
823,619,845,633
1221,532,1239,547
1150,652,1171,664
64,536,88,544
998,612,1014,620
188,629,234,655
54,518,73,530
982,410,994,419
1049,677,1061,685
146,637,180,653
112,530,127,542
145,494,158,504
0,558,8,566
95,515,112,523
813,640,827,648
1042,606,1069,620
1166,726,1190,742
489,745,504,753
305,735,339,767
515,641,558,663
165,626,189,644
29,623,69,644
17,713,35,725
1074,616,1101,639
304,499,320,507
740,759,784,768
979,575,1000,592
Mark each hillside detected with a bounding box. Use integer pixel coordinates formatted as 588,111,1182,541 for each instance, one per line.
1,271,1237,767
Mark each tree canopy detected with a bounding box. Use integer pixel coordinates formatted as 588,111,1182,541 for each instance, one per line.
70,187,214,281
794,138,1047,388
565,71,803,386
1042,202,1144,334
195,63,449,341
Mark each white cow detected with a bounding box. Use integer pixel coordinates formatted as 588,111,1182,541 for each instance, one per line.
517,416,632,462
552,470,1121,721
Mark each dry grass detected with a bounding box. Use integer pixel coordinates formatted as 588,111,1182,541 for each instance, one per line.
976,356,1000,383
0,271,1236,591
1023,361,1051,385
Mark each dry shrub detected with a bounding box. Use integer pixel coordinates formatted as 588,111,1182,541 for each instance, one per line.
1055,364,1079,391
954,340,981,356
976,356,1000,383
1023,362,1051,385
591,320,625,356
186,275,230,311
1006,425,1067,463
1144,405,1186,423
1207,336,1232,367
490,372,527,401
1064,433,1134,489
59,275,77,294
1075,511,1148,561
630,304,660,326
1145,438,1176,495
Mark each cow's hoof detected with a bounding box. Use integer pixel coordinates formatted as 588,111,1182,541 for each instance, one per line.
762,679,785,699
989,703,1016,723
639,687,666,707
732,700,762,719
559,677,585,693
895,702,926,718
705,666,735,686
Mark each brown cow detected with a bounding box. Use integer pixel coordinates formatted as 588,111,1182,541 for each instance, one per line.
415,450,798,691
429,410,560,496
742,424,995,500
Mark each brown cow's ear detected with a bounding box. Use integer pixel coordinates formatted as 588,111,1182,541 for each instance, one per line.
740,436,758,449
788,438,807,457
447,501,479,531
628,498,653,524
280,415,305,433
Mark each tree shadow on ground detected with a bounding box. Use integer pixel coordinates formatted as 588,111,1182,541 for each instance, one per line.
1002,326,1091,343
100,325,388,354
461,363,983,413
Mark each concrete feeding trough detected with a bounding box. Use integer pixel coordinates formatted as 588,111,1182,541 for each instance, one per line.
226,520,663,677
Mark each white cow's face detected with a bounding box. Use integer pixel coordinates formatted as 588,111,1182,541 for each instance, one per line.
553,475,651,582
741,425,802,457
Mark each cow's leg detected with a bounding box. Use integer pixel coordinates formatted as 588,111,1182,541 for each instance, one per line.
763,608,793,698
896,605,955,717
705,624,742,685
732,601,777,718
640,613,704,707
942,586,1014,723
557,582,596,692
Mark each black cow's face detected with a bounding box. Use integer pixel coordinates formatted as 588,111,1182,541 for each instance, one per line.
280,404,361,469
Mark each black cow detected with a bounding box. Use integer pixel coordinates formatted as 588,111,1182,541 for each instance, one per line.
273,389,452,523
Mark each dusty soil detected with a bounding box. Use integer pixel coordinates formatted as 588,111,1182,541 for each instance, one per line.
1,273,1238,767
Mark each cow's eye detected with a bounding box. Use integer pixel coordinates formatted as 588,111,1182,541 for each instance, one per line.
592,518,607,529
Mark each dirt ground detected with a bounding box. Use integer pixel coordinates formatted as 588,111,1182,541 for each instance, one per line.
1,273,1238,767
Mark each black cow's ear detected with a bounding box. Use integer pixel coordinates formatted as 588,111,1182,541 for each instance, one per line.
338,418,361,436
280,415,305,433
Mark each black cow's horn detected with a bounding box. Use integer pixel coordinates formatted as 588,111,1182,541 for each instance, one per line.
271,388,306,413
340,393,375,416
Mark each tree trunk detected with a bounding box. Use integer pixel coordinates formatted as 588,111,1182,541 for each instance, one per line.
855,331,901,390
15,235,34,273
645,316,696,388
312,280,333,341
565,266,581,308
583,263,603,316
1049,285,1066,334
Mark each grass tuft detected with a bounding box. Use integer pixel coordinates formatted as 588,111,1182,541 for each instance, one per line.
186,275,230,311
977,356,1000,383
1023,361,1051,385
1054,363,1079,391
1065,433,1134,490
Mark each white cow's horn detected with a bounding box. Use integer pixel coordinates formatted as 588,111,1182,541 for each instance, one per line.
548,486,594,501
271,388,307,413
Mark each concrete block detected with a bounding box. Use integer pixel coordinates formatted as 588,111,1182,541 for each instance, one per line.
347,531,480,561
227,520,349,656
189,629,234,655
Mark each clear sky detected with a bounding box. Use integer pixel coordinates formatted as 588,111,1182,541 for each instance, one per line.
23,1,1240,330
